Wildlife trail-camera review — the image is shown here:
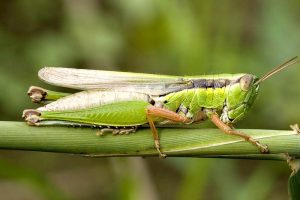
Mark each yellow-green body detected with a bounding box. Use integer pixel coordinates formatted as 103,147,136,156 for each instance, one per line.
36,72,260,127
22,58,299,157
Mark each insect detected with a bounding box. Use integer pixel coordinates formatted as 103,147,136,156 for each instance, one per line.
23,57,299,158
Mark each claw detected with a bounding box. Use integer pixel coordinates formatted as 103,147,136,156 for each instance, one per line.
155,140,167,158
259,143,269,154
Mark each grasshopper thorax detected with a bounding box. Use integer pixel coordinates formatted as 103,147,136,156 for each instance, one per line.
220,74,259,124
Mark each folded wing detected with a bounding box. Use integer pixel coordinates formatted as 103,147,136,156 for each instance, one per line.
38,67,194,96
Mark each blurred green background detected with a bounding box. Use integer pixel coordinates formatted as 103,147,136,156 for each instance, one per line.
0,0,299,199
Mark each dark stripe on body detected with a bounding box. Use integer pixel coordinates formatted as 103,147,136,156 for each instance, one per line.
191,79,231,88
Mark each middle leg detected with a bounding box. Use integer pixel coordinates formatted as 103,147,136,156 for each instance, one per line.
209,112,269,153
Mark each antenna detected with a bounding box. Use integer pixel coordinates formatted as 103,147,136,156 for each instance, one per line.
254,56,299,85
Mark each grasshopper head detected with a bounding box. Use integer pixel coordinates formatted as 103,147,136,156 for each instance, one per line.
221,56,299,124
221,74,259,123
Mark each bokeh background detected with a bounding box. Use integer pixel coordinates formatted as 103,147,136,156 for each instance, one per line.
0,0,299,199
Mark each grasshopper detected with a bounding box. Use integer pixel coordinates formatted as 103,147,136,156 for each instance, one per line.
23,57,299,158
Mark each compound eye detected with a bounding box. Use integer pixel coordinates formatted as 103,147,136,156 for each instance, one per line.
240,74,253,91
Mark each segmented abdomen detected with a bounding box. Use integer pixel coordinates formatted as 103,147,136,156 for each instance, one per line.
162,86,228,116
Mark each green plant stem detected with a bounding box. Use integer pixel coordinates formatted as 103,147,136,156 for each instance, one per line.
0,121,299,160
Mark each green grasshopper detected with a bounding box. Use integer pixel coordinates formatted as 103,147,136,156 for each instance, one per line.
23,57,299,157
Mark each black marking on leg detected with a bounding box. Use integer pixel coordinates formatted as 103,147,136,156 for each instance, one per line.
176,104,188,115
149,98,155,105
